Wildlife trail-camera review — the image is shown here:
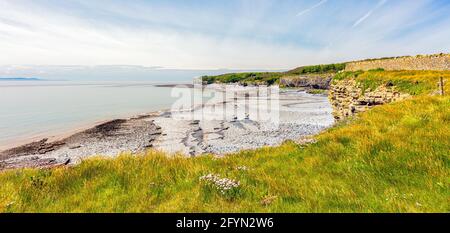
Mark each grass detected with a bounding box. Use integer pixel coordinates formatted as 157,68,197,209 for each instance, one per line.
0,94,448,213
202,54,449,86
201,72,283,85
287,63,346,75
201,63,346,85
333,70,450,95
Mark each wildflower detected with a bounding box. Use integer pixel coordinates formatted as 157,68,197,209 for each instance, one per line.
199,173,240,195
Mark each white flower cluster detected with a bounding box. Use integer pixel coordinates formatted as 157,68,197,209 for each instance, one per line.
199,173,240,194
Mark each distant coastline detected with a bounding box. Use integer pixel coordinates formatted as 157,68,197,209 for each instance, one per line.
0,77,42,81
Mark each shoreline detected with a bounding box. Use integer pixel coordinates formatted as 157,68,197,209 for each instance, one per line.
0,81,195,151
0,87,335,170
0,112,164,170
0,84,274,150
0,109,170,151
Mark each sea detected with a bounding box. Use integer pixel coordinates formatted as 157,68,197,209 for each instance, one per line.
0,81,195,148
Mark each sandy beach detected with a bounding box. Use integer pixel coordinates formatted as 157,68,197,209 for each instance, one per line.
0,86,334,170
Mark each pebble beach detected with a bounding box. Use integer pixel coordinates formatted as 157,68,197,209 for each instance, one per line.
0,86,334,170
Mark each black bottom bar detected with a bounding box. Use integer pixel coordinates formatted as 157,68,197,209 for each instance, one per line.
0,213,447,232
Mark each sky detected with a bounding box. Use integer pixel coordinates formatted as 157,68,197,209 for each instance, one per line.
0,0,449,79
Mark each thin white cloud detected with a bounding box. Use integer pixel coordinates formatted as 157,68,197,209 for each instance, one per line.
0,0,448,71
353,0,388,27
296,0,328,17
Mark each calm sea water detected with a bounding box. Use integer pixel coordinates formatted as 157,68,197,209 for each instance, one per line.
0,81,191,148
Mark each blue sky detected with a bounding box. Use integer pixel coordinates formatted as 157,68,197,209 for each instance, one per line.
0,0,449,71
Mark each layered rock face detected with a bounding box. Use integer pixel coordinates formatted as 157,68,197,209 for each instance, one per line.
329,79,410,120
345,54,450,71
280,75,333,89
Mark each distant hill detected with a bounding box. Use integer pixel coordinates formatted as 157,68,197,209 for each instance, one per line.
201,63,346,85
0,77,42,81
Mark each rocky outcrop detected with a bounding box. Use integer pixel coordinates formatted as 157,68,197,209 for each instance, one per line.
345,53,450,71
0,116,162,170
329,79,410,120
0,138,66,161
280,74,333,89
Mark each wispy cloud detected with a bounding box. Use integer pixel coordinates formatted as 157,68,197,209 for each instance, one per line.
352,0,388,27
0,0,448,71
297,0,328,17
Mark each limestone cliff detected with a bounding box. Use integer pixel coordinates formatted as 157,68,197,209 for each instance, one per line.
329,79,410,120
280,74,333,89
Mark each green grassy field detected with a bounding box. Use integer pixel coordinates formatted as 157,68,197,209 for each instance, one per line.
334,70,450,95
1,93,448,213
201,63,346,85
1,70,449,213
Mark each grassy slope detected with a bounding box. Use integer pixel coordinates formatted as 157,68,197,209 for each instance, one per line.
334,70,450,95
1,70,449,213
0,93,448,213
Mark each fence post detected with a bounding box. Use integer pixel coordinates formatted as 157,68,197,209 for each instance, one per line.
439,77,444,96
